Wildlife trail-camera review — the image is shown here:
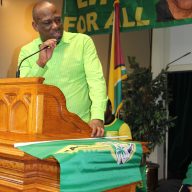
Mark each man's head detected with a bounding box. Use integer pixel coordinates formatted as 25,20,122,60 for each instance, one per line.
32,1,63,43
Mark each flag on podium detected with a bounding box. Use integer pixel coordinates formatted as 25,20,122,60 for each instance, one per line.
108,0,127,115
15,138,144,192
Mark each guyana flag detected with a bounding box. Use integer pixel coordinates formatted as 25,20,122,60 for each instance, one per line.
16,138,144,192
108,0,127,115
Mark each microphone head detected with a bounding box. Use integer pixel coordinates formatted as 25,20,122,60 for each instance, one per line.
56,38,61,45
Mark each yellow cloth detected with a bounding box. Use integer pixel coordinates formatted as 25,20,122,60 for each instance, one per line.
104,118,132,141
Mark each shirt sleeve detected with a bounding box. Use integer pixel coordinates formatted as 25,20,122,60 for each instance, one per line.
119,123,132,140
18,47,48,77
83,35,107,121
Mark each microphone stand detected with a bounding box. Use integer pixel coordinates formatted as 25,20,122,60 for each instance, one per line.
166,52,191,70
16,45,49,78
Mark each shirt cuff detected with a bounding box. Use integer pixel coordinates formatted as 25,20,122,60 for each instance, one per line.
91,111,105,121
31,64,48,76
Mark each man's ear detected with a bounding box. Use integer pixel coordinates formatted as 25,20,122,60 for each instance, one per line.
32,21,39,32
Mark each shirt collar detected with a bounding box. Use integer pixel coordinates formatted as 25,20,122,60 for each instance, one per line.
61,31,71,44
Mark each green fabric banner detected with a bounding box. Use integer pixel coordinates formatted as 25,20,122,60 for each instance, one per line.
16,138,145,192
63,0,192,35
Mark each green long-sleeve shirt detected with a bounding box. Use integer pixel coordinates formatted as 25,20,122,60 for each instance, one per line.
18,31,107,123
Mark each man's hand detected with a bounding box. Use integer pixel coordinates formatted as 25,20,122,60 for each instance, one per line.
88,119,104,137
37,39,57,68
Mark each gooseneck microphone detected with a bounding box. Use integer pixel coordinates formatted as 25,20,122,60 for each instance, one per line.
16,45,50,78
166,51,191,69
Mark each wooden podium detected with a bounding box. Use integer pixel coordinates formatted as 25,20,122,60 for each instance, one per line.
0,78,147,192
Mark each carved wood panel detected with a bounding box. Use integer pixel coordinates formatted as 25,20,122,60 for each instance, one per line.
0,93,32,134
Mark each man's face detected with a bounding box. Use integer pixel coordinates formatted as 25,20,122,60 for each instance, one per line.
33,4,64,42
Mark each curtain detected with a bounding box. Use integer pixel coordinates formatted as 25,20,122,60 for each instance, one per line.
168,72,192,179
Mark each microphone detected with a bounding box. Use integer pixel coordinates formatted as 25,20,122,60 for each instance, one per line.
16,39,59,78
166,51,191,70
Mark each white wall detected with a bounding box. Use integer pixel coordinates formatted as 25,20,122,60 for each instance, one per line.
165,24,192,66
152,24,192,74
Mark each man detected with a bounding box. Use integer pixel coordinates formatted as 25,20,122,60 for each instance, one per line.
18,1,107,137
156,0,192,22
104,99,132,141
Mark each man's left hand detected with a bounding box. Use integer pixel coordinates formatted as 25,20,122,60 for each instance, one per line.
88,119,104,137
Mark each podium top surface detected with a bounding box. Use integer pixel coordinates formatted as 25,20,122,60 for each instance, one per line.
0,77,44,85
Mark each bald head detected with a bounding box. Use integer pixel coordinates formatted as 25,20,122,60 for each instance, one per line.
32,1,56,22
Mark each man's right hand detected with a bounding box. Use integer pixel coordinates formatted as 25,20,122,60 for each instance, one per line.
37,39,57,68
88,119,104,137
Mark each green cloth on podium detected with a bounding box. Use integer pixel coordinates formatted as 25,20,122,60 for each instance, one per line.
136,165,147,192
16,138,144,192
